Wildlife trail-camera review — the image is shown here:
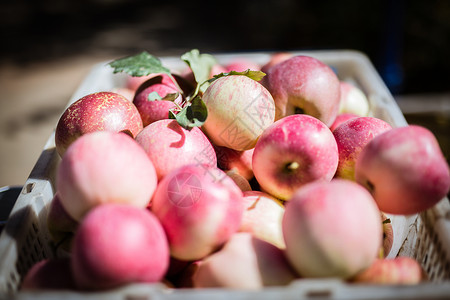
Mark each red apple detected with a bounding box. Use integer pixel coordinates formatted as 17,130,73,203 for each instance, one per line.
351,257,424,284
282,179,382,278
57,131,158,221
240,191,285,249
333,117,392,181
355,125,450,215
263,55,341,126
252,114,338,200
329,112,359,132
71,204,169,290
21,258,76,290
192,233,296,289
339,81,370,116
133,75,183,127
135,119,217,180
226,170,252,192
151,164,244,261
55,91,143,157
214,145,254,180
202,75,276,151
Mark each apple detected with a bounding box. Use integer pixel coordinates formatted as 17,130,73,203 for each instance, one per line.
263,55,341,126
125,74,155,91
214,145,254,180
135,119,217,180
338,81,370,116
282,179,382,278
201,75,276,151
329,112,359,132
55,91,143,157
224,59,261,72
226,170,252,192
151,164,244,261
192,233,296,289
133,75,184,127
109,87,135,102
252,114,339,200
240,191,285,249
71,204,169,290
381,212,394,258
57,131,158,221
333,117,392,181
21,258,76,290
46,193,78,253
355,125,450,215
260,52,293,74
351,257,424,284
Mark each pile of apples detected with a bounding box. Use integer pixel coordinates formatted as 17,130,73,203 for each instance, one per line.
21,51,449,291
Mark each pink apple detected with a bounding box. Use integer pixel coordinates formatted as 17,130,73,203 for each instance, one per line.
21,258,76,290
333,117,392,181
224,59,261,72
133,75,184,127
55,91,143,157
329,112,359,132
260,52,293,74
57,131,158,221
351,257,424,284
192,233,296,289
202,75,276,151
339,81,370,116
125,74,155,91
263,55,341,126
109,87,135,102
71,204,169,290
282,179,382,278
46,193,78,252
252,114,339,200
151,164,244,261
214,145,254,180
135,119,217,180
355,125,450,215
240,191,285,249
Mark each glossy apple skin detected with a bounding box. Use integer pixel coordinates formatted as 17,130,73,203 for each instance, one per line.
333,117,392,181
71,204,169,290
260,52,293,74
192,233,296,289
338,81,370,116
282,179,382,279
263,55,341,126
151,164,244,261
55,91,143,157
252,114,338,200
214,145,254,180
57,131,157,221
355,125,450,215
135,119,217,180
351,257,424,284
202,75,276,151
224,59,261,72
240,191,285,249
329,113,359,132
21,258,76,290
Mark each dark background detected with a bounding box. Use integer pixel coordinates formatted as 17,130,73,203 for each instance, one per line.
1,0,449,95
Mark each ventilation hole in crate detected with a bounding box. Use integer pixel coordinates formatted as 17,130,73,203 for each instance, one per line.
23,183,35,194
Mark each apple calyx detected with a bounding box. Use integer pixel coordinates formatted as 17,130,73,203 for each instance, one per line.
283,161,300,174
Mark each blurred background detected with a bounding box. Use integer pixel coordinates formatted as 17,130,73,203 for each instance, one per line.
0,0,449,189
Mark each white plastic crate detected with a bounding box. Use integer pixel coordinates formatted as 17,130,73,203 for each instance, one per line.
0,50,449,299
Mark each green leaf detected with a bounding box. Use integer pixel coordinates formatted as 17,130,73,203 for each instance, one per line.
181,49,217,92
147,91,162,101
208,69,266,84
169,96,208,130
108,51,171,77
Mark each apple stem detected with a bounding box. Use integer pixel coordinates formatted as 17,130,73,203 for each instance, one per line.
285,161,300,172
